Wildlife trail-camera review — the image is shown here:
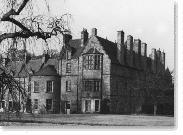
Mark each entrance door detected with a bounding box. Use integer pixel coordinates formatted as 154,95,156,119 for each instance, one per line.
65,101,71,114
85,100,91,112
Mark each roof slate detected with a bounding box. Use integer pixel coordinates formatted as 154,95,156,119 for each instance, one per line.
5,35,119,77
33,65,58,76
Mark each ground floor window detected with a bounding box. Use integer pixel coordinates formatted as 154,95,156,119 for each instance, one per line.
46,99,52,111
9,101,13,110
84,99,100,113
95,100,100,112
83,79,101,92
65,101,71,110
85,100,91,112
34,99,38,109
0,101,5,109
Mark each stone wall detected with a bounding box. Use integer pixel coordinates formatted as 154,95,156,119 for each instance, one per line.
31,75,60,114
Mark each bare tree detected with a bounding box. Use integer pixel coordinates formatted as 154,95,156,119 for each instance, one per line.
0,0,71,116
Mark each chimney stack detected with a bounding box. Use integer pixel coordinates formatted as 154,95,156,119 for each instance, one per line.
63,33,72,47
81,28,89,47
141,43,147,57
150,48,157,73
117,30,125,65
161,51,165,69
127,35,133,51
134,39,141,55
91,28,97,36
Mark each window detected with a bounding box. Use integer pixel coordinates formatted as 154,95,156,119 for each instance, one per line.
83,54,101,70
9,101,13,110
88,55,94,69
46,81,53,93
94,55,101,70
0,101,5,109
94,80,100,92
83,79,101,92
66,80,71,92
46,99,52,110
34,81,39,93
95,100,100,112
65,101,71,109
34,99,38,109
66,63,71,73
66,51,71,60
85,100,91,112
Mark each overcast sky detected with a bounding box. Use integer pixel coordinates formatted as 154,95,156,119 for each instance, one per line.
0,0,174,70
47,0,174,70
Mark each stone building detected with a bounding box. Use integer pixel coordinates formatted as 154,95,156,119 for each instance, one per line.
59,28,170,114
0,28,173,115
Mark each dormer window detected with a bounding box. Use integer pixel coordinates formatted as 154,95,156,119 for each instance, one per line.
66,50,71,60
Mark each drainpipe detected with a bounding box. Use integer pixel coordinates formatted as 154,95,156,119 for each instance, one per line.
100,54,104,113
77,57,80,113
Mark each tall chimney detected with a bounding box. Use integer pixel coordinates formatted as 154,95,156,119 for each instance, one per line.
141,43,147,57
63,33,72,47
134,39,141,55
126,35,133,67
150,48,157,73
81,28,89,47
161,51,165,69
133,39,141,69
127,35,133,51
91,28,97,36
117,30,125,65
156,49,162,73
156,49,161,61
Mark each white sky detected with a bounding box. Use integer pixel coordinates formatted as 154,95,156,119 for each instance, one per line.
48,0,174,70
0,0,175,70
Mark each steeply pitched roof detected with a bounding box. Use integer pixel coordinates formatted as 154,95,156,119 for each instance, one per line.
33,65,58,76
61,39,85,59
96,36,119,64
6,58,59,78
62,36,119,64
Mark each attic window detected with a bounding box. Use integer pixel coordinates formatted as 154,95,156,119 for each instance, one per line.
66,51,71,60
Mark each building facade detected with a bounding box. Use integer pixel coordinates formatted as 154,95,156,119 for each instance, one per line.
0,28,173,115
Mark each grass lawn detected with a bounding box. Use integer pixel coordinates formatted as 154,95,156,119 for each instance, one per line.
0,113,175,128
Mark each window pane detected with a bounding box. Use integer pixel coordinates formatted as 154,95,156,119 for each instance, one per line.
85,100,91,112
95,100,100,112
94,55,101,70
66,51,71,60
66,63,71,73
66,80,71,92
47,81,53,92
46,99,52,110
66,101,70,109
34,99,38,109
83,79,101,92
34,81,39,93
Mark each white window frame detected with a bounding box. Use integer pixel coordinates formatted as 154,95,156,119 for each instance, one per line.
66,80,71,92
85,100,91,112
33,81,39,93
66,51,71,60
46,81,54,93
